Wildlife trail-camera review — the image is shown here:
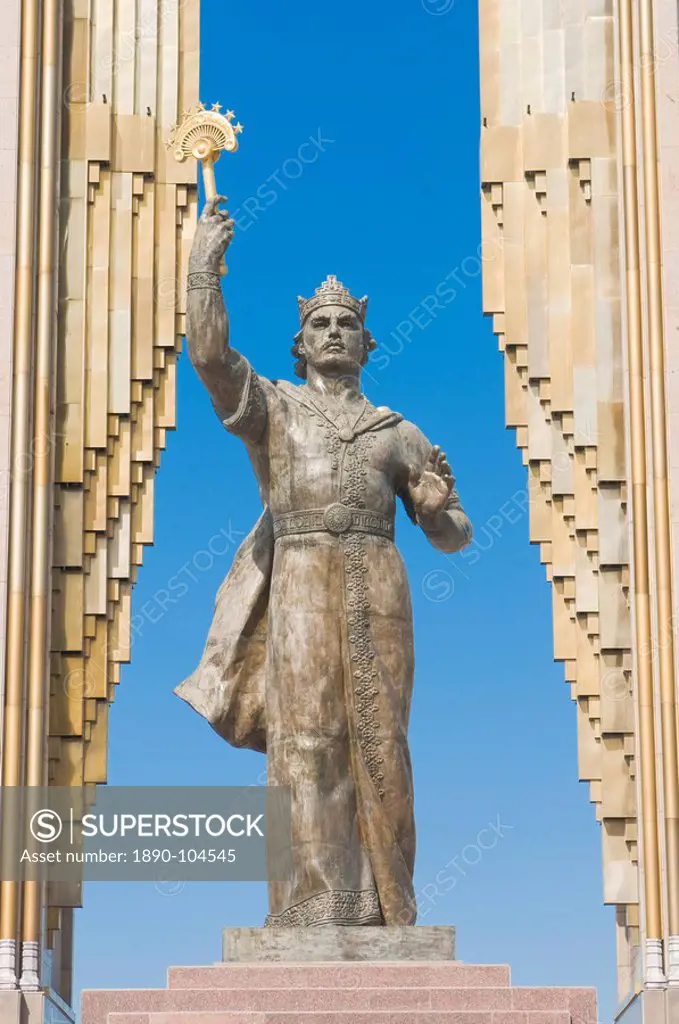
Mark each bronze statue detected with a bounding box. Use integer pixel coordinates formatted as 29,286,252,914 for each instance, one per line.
176,197,473,928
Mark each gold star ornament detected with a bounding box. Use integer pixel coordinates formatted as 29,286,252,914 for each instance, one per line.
166,102,245,274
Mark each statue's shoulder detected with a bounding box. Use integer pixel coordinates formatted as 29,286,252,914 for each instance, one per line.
269,377,301,398
364,401,405,431
391,416,431,455
366,398,401,418
248,375,302,405
263,378,311,411
394,416,420,437
384,412,417,437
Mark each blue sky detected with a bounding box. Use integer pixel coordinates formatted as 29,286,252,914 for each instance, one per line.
74,0,616,1019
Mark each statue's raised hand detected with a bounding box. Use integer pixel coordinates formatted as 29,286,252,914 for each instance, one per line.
189,196,235,273
408,446,454,520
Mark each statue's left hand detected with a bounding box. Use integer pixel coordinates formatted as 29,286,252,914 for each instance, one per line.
408,446,454,520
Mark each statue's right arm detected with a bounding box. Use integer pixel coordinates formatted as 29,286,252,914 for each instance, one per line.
185,197,260,431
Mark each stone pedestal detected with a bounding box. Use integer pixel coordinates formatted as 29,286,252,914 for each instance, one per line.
81,928,598,1024
0,993,21,1024
615,986,679,1024
0,991,74,1024
222,925,456,962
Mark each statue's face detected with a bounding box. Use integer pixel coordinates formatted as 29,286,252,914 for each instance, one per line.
300,304,366,378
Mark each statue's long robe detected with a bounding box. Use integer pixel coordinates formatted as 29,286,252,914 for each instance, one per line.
175,364,471,927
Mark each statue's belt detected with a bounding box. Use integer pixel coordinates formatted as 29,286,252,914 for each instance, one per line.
272,503,395,542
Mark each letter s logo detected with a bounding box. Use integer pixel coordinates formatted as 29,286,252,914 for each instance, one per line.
30,809,63,843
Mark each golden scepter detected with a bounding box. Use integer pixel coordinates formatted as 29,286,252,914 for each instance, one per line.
167,102,244,275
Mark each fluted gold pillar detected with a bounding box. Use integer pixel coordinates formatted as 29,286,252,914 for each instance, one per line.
617,0,664,986
19,0,61,990
638,0,679,982
0,0,41,987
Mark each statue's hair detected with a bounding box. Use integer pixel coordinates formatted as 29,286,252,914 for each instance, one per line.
291,328,377,380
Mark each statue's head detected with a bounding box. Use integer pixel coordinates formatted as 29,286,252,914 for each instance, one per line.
292,275,376,380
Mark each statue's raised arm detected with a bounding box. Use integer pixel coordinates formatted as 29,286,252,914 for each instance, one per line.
185,196,253,424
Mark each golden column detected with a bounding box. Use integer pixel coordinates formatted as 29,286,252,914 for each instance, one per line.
20,0,61,990
0,0,201,1006
637,0,679,985
616,0,665,987
0,0,42,987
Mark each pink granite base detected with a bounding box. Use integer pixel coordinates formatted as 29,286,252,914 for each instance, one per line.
109,1013,573,1024
81,961,597,1024
167,963,512,990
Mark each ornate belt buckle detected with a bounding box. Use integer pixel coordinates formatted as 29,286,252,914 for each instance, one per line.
323,502,353,535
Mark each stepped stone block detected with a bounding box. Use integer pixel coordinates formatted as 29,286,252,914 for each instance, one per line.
82,960,597,1024
108,1012,573,1024
167,963,512,990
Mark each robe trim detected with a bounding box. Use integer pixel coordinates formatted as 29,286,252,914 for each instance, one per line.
275,380,403,437
264,888,382,927
221,364,267,443
338,430,387,798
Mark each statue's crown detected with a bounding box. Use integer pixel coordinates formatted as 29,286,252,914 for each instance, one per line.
297,275,368,325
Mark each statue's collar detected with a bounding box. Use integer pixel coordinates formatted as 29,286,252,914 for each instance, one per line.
275,380,403,435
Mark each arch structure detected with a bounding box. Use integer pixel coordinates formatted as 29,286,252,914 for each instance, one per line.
0,0,678,1022
479,0,679,1020
0,0,199,1016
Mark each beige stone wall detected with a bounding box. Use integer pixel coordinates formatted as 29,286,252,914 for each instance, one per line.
479,0,638,1000
654,2,679,657
0,0,20,777
43,0,199,952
